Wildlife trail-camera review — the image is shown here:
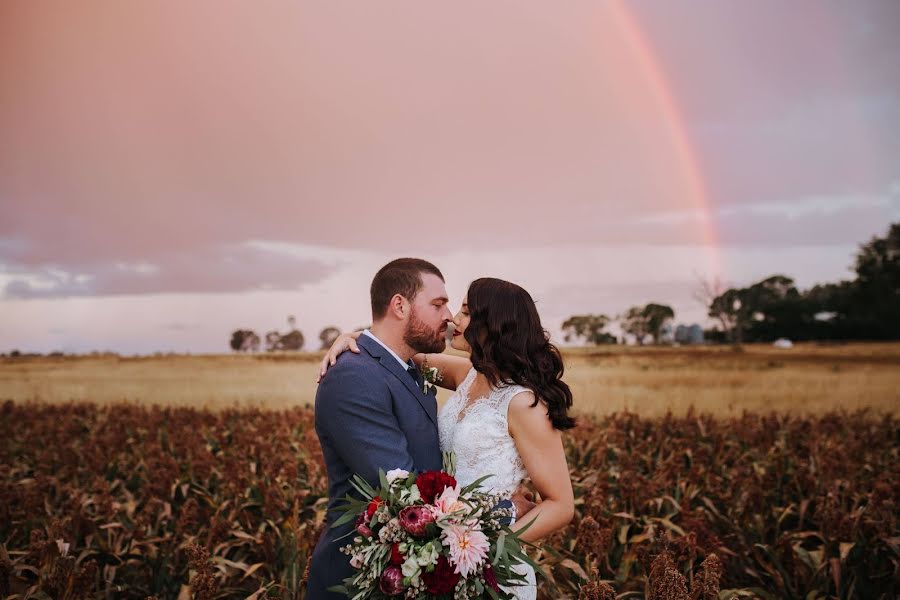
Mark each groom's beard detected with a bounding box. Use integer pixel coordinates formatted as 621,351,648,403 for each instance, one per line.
404,308,447,354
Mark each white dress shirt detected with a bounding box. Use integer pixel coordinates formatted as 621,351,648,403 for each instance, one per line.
362,329,413,370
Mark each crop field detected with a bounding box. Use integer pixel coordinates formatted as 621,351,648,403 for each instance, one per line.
0,344,897,598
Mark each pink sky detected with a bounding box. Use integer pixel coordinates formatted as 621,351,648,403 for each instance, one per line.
1,1,898,353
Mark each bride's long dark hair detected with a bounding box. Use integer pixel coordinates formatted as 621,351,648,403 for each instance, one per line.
464,277,575,430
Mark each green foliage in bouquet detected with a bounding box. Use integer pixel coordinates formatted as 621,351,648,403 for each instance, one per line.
328,461,545,599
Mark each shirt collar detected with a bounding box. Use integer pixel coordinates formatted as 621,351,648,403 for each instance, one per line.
362,329,413,370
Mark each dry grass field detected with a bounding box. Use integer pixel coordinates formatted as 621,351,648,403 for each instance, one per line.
2,342,897,416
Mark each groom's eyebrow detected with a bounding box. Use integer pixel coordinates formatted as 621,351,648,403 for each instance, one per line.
434,296,449,304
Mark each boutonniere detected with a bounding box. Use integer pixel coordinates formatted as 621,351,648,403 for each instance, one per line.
420,356,442,395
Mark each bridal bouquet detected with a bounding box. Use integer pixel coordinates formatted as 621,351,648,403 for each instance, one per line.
329,456,539,599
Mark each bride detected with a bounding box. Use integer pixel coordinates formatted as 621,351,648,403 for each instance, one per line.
322,277,575,599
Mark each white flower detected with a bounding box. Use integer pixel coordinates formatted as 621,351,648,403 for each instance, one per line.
386,468,410,484
416,541,440,566
399,484,421,506
401,555,421,584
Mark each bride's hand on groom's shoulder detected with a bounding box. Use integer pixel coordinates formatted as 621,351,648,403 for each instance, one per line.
317,331,363,383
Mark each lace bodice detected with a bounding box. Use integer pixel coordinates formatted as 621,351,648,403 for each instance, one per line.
438,368,537,599
438,368,529,498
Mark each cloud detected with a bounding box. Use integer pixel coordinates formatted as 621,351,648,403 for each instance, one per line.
624,187,898,247
2,242,335,299
631,2,900,208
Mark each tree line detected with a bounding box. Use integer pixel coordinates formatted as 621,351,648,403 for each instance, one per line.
563,221,899,345
230,316,345,353
705,222,899,343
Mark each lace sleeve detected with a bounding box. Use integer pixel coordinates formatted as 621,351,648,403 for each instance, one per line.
497,385,534,425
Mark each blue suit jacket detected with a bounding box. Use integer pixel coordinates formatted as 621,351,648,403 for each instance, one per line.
306,334,442,598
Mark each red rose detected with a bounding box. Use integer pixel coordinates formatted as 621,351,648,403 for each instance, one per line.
389,543,404,566
415,471,457,503
366,496,383,519
422,555,460,595
483,563,500,593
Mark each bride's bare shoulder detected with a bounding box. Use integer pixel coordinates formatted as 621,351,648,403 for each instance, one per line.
507,390,554,433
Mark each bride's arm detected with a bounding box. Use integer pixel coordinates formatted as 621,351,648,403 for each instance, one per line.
317,331,472,390
506,391,575,543
410,352,471,391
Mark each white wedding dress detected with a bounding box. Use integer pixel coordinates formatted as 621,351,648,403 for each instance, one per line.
438,368,537,600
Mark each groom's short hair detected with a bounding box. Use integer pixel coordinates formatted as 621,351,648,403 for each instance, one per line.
371,258,444,320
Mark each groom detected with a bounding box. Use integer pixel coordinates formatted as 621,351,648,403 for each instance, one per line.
306,258,454,598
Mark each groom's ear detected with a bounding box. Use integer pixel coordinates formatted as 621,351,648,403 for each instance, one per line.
388,293,408,320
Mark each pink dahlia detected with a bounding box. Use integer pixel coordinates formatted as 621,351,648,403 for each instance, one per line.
441,523,489,577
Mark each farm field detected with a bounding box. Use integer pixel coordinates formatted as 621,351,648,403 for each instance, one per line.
1,343,898,416
1,402,896,598
1,343,897,599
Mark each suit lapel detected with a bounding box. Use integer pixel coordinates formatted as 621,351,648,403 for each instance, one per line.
358,335,438,426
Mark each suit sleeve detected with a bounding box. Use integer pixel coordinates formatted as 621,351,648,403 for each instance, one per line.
316,363,414,485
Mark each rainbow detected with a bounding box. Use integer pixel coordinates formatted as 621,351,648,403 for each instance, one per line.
610,1,723,278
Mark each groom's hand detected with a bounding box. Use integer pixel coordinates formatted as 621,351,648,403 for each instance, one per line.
511,485,536,520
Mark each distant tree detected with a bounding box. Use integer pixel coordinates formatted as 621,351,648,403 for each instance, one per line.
702,327,728,344
279,330,305,351
744,276,815,341
695,274,749,343
280,315,305,351
265,330,282,352
806,281,853,316
708,288,750,344
230,330,243,351
692,273,727,312
849,222,900,338
229,329,260,352
245,331,260,352
708,274,833,343
707,277,789,344
319,326,342,350
561,314,616,345
619,304,674,345
263,316,306,351
620,306,651,345
643,303,675,344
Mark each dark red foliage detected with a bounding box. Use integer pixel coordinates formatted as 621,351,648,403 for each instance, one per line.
422,555,460,595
